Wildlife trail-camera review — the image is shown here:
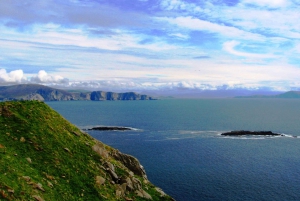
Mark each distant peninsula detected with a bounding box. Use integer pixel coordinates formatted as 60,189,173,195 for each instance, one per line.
0,84,155,101
221,130,281,136
235,91,300,99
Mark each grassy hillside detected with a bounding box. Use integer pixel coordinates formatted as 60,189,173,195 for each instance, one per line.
0,101,173,201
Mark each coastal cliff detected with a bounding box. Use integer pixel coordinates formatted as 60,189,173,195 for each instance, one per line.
0,84,155,101
0,101,173,200
90,91,154,101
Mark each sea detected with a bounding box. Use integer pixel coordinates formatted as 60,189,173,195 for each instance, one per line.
47,99,300,201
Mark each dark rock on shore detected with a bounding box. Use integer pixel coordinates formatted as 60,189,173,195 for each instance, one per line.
221,130,281,136
88,126,133,131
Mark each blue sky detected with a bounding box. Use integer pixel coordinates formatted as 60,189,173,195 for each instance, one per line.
1,0,300,95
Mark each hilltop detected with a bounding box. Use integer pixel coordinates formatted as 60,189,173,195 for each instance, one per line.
0,101,173,200
0,84,155,101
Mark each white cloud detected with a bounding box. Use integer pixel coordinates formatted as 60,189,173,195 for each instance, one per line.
241,0,289,8
0,69,26,83
223,41,275,58
0,69,68,84
30,70,69,84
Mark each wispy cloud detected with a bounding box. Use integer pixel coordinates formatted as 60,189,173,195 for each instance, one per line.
158,16,264,41
223,41,275,58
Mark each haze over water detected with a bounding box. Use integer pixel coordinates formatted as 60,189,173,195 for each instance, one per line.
48,99,300,201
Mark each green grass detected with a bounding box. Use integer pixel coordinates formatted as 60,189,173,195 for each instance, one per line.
0,101,173,201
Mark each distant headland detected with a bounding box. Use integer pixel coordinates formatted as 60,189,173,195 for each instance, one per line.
0,84,155,101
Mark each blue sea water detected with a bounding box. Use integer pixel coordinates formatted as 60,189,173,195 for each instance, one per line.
47,99,300,201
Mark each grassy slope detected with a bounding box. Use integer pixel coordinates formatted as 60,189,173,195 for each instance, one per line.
0,101,173,201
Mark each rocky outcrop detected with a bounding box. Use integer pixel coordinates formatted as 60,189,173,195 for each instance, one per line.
111,149,148,179
221,130,281,136
91,141,168,200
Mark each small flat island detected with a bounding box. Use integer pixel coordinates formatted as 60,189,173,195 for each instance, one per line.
221,130,281,136
87,126,133,131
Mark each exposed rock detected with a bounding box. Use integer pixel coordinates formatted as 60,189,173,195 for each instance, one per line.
72,131,81,136
45,174,55,180
107,168,119,182
32,195,45,201
22,176,31,182
7,188,14,194
20,137,26,142
155,187,167,197
116,183,127,198
33,183,45,192
221,130,280,136
111,150,147,179
26,158,32,163
125,177,134,191
104,161,115,172
135,189,152,200
92,143,109,158
131,177,142,190
63,148,71,153
47,181,54,188
95,176,105,185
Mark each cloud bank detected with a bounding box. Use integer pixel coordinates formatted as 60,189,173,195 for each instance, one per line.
0,69,69,85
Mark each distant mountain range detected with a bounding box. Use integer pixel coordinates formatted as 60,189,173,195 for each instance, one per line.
235,91,300,99
0,84,155,101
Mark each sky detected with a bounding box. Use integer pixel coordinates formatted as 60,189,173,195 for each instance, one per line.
1,0,300,96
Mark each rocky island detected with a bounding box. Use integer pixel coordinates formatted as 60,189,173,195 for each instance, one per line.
221,130,281,136
87,126,133,131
